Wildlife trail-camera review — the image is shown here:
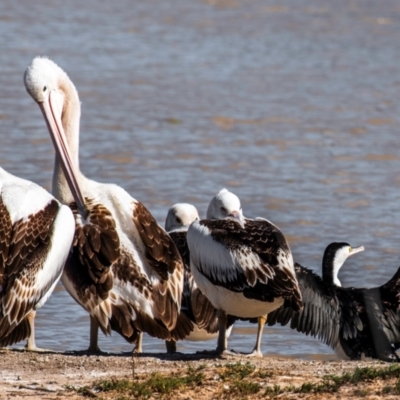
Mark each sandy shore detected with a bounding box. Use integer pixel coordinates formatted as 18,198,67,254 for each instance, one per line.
1,349,400,399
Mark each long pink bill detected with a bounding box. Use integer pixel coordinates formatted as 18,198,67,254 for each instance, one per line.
39,90,88,219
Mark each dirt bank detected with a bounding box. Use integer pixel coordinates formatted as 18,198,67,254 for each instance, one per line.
1,349,400,399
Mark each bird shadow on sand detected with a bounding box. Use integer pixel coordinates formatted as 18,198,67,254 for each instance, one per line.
68,350,224,361
3,347,231,361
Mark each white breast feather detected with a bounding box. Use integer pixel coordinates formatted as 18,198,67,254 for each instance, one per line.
35,205,75,308
188,221,243,284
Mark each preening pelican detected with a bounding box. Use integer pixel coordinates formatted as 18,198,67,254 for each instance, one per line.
24,57,188,353
187,188,302,356
0,167,74,350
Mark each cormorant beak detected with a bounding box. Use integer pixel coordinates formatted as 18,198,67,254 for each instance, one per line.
39,89,88,219
350,246,365,256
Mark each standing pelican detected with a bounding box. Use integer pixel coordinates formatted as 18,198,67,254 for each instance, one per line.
24,57,188,353
0,167,74,350
187,188,303,356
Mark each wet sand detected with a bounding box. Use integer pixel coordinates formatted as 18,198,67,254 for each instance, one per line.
1,349,399,399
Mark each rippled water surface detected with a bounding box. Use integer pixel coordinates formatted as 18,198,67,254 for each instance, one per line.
1,0,400,357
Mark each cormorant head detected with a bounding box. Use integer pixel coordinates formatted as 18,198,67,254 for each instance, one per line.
322,242,364,286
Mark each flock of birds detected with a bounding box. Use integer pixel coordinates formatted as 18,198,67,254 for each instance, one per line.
1,56,400,362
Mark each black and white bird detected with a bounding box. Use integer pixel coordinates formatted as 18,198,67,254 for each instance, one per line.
187,188,303,356
163,203,234,353
267,242,400,362
0,167,74,351
24,56,188,353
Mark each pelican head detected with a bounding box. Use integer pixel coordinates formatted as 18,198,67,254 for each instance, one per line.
206,188,245,226
24,57,66,103
165,203,200,232
24,57,87,219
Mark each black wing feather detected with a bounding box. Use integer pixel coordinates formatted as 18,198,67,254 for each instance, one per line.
198,219,302,311
268,263,362,349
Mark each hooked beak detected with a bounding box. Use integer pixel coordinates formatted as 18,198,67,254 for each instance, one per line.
229,210,245,228
39,90,88,219
350,246,365,256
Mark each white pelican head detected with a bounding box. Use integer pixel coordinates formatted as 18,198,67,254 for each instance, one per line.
206,188,245,226
165,203,200,232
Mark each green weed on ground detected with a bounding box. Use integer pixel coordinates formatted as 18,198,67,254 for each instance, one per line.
263,364,400,398
96,364,204,399
65,362,400,399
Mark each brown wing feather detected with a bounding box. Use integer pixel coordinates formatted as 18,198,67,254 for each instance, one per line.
168,231,191,273
109,248,189,341
170,310,194,340
109,300,139,340
132,201,184,330
69,199,119,301
0,200,60,341
191,287,219,333
66,199,186,340
133,202,182,279
0,316,30,347
0,198,12,289
6,200,59,276
110,250,167,340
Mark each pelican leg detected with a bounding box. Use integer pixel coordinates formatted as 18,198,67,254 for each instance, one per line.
25,310,53,352
165,339,177,354
87,315,102,353
216,309,228,354
245,315,266,358
133,332,143,353
195,310,237,356
216,310,237,356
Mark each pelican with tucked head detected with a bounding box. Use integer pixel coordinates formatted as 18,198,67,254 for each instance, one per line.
187,188,303,356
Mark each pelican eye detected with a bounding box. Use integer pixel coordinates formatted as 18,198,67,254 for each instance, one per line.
43,86,47,92
176,217,182,224
220,206,227,213
349,247,352,252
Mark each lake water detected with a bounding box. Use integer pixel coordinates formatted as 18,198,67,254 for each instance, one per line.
1,0,400,358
